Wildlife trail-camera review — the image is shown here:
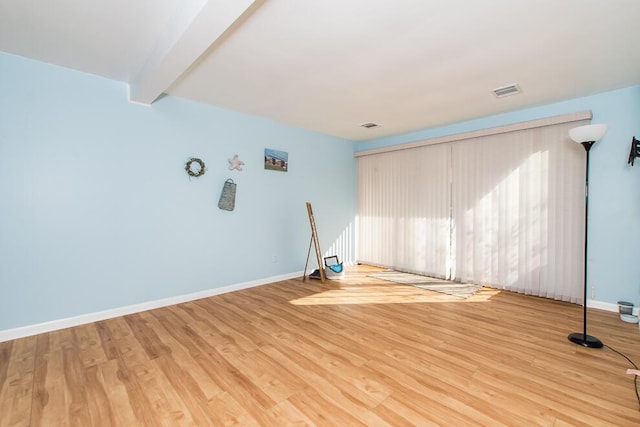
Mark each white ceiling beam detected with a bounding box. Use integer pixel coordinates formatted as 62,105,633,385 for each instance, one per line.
129,0,258,105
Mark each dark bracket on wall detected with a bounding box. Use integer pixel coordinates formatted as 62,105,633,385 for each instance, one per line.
628,136,640,166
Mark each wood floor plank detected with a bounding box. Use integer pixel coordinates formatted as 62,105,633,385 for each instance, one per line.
30,334,50,426
1,264,640,426
123,314,171,360
259,344,391,425
142,309,226,401
74,324,109,369
363,355,533,426
206,391,262,426
30,328,93,427
266,399,316,426
286,389,368,427
94,319,170,427
62,334,92,426
0,337,36,427
156,318,279,426
231,347,306,403
151,354,218,426
374,395,441,427
96,360,143,427
195,297,263,353
33,339,68,426
0,341,13,398
82,364,116,427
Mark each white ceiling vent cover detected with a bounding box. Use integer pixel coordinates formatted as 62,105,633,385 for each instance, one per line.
492,84,521,98
361,122,381,129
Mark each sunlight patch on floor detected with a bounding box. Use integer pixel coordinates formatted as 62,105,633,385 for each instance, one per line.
289,284,501,306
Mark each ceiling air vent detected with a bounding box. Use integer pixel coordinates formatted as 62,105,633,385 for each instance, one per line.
361,122,381,129
492,84,521,98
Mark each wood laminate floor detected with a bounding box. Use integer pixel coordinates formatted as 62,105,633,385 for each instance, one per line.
1,265,639,426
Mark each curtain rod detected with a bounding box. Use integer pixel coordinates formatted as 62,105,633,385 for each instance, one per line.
354,110,593,158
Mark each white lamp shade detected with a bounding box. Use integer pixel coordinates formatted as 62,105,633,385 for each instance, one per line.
569,124,608,143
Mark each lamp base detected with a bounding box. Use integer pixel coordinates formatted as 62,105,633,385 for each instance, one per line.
568,333,603,348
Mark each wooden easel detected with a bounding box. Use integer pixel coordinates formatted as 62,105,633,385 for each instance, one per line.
303,202,326,283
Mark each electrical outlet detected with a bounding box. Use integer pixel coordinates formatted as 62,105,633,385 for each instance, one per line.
272,255,278,263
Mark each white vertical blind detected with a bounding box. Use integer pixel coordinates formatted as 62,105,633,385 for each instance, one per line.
357,119,589,302
451,121,587,302
357,143,451,278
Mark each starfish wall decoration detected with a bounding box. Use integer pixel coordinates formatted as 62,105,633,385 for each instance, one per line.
228,154,244,171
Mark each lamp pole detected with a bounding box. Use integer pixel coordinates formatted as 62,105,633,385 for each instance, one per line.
567,124,607,348
567,141,603,348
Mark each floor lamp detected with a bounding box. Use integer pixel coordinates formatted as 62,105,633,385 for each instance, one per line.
567,123,608,348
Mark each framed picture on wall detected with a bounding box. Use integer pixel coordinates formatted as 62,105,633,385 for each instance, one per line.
264,148,288,172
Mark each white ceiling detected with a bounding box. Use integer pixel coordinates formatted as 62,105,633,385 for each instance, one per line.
1,0,639,141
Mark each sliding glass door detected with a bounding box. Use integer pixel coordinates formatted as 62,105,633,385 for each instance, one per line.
357,143,451,279
357,120,588,302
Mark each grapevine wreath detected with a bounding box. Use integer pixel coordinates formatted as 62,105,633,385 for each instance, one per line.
185,157,206,178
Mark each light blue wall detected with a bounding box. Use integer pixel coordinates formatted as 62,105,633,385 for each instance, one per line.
2,50,637,332
356,86,640,307
0,52,356,331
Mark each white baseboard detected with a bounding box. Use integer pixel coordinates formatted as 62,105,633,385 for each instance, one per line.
0,271,303,343
2,278,635,343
